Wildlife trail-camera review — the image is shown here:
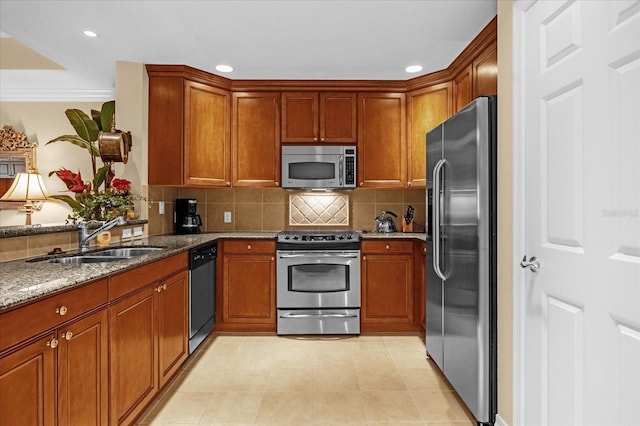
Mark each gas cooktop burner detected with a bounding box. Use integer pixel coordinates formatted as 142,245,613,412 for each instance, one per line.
277,230,361,244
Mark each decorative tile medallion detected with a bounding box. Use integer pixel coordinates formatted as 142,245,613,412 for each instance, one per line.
289,192,349,226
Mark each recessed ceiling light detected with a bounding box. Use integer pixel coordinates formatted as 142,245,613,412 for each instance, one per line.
83,30,97,38
215,65,233,73
405,65,423,73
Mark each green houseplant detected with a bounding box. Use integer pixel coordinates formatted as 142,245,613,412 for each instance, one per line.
47,101,138,222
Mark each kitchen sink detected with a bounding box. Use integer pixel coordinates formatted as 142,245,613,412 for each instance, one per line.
29,246,165,264
39,255,130,264
88,247,164,257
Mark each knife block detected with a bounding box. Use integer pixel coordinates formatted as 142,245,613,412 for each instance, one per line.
402,220,414,233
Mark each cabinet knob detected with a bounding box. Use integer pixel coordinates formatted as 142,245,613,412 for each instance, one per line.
156,285,162,292
47,338,59,349
314,137,318,142
271,256,275,261
63,331,73,341
385,244,390,250
275,182,279,186
56,306,68,316
163,283,167,290
247,244,252,250
226,182,231,186
359,182,363,186
320,138,325,142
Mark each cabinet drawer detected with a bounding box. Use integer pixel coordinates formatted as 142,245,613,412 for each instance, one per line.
109,253,187,301
223,239,275,254
362,239,413,254
0,278,108,351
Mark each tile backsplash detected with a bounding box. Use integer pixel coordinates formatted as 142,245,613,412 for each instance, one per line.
147,186,426,235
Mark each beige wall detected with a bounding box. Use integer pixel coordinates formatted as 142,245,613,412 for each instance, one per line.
0,101,104,226
497,1,514,425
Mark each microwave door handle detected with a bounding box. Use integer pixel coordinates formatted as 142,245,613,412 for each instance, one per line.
339,156,343,186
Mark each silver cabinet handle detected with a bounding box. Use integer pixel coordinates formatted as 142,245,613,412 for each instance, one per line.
520,256,540,273
432,159,447,281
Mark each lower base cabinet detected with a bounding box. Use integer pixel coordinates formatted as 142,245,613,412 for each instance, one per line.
361,239,421,332
0,308,108,426
109,265,188,426
218,239,276,332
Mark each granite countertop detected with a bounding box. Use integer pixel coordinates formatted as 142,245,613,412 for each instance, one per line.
0,219,149,238
0,230,425,311
0,232,276,311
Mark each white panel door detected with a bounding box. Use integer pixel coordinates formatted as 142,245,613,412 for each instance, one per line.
517,1,640,425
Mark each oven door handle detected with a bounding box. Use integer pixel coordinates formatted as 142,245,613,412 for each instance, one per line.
279,312,359,319
278,253,359,259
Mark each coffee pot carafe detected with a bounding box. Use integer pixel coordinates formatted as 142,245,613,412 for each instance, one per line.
175,198,202,234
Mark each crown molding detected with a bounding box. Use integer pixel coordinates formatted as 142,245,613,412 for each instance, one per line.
0,88,114,102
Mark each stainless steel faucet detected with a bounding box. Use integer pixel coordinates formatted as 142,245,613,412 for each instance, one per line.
78,216,127,252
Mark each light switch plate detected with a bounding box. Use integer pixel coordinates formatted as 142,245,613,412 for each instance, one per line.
224,212,232,223
133,226,143,237
122,228,132,239
159,201,165,215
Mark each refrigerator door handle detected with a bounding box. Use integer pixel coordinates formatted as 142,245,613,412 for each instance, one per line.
432,158,447,281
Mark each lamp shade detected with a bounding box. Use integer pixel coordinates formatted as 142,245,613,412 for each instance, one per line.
1,171,51,201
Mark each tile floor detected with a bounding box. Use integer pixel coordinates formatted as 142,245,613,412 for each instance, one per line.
137,333,475,425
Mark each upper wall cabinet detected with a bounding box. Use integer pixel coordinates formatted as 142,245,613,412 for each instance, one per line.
232,92,281,187
148,70,231,186
281,92,357,143
452,40,497,113
357,93,406,188
407,82,453,188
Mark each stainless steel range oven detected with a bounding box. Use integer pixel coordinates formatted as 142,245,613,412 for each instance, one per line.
276,230,361,335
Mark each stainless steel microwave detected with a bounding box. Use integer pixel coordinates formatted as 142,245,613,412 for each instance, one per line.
281,145,356,189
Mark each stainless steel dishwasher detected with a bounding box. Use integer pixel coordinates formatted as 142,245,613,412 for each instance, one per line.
189,241,216,354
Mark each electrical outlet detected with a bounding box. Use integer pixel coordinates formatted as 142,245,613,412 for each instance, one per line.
224,211,232,223
159,201,165,215
122,228,132,239
133,226,143,237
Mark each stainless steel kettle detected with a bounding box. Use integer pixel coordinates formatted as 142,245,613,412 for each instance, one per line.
375,211,397,233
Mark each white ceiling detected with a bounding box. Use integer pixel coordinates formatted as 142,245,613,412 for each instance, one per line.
0,0,496,101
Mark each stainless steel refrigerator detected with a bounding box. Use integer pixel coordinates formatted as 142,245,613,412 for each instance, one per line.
426,96,497,425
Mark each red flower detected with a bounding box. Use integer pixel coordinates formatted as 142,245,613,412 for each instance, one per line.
111,178,131,192
55,168,91,193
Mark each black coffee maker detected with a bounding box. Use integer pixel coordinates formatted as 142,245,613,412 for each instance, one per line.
174,198,202,234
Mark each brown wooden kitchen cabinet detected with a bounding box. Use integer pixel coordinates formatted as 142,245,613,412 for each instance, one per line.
109,254,188,426
452,41,497,113
281,92,357,143
415,240,427,330
219,239,276,332
0,279,109,426
357,93,406,188
361,240,420,332
148,68,231,187
407,82,453,188
232,92,281,187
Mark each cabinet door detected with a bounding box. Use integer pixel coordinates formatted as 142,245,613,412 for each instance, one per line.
281,92,318,142
232,92,281,187
148,76,184,185
0,334,56,426
320,92,357,143
407,83,453,188
361,253,414,331
184,81,231,186
453,65,473,113
222,253,276,327
109,287,157,426
357,93,406,187
57,309,108,426
415,241,427,330
473,41,497,97
157,271,188,388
